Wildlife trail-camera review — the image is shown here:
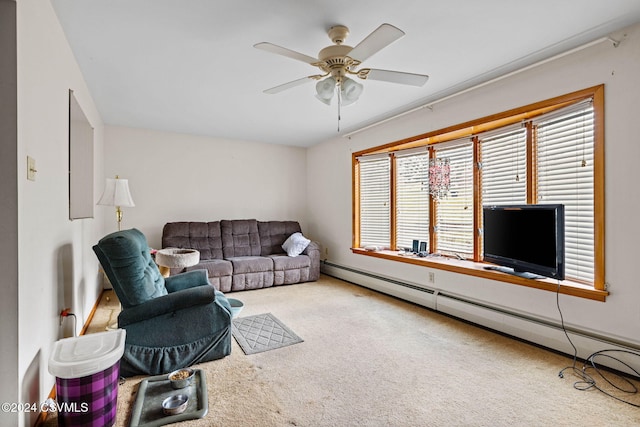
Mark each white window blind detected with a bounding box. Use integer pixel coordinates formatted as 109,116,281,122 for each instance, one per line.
396,152,430,250
359,155,391,248
536,103,594,283
435,140,474,256
480,126,527,206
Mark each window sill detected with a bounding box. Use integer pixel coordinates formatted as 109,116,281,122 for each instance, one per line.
351,248,608,302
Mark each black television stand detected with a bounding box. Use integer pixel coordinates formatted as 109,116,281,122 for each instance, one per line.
483,265,546,280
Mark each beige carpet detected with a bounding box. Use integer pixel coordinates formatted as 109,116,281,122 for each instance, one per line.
45,276,640,426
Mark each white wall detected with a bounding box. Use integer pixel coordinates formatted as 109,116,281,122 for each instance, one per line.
13,1,105,426
307,23,640,347
103,126,309,249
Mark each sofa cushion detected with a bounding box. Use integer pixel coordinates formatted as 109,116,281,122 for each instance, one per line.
187,259,233,278
258,221,302,255
228,256,273,274
221,219,261,258
162,222,224,260
270,254,311,285
269,254,311,271
228,256,275,291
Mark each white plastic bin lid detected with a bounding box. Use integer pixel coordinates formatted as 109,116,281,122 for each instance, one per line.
48,329,126,379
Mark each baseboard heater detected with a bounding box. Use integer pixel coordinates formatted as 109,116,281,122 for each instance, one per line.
322,261,438,310
322,261,640,376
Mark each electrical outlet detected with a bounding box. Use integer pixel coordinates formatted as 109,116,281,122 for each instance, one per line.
428,272,435,283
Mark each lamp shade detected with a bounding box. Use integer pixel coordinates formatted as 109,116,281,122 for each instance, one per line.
315,76,363,107
315,77,336,105
340,77,363,106
97,178,135,207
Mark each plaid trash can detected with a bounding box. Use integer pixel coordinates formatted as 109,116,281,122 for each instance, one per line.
48,329,126,427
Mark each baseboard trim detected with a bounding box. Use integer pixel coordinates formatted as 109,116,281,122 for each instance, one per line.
323,261,437,310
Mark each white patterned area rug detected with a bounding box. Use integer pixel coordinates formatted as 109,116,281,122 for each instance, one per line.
232,313,304,355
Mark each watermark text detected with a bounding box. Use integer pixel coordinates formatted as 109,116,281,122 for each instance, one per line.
1,399,89,413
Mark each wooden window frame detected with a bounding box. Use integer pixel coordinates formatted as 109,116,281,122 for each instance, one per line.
352,85,606,301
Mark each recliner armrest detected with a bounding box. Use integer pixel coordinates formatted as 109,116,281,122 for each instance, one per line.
164,269,209,293
118,285,216,327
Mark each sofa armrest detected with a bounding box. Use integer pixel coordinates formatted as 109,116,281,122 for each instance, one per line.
164,269,209,293
303,241,321,281
303,241,320,256
118,285,216,327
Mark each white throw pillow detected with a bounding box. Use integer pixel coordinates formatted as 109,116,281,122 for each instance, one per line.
282,232,310,257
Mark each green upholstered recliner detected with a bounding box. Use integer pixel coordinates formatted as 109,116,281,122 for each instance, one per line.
93,228,232,377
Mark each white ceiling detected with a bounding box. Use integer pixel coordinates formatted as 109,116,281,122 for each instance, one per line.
51,0,640,147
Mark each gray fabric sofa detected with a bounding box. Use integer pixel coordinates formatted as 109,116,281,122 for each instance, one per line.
162,220,320,292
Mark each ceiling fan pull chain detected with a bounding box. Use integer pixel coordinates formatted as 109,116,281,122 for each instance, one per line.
337,85,342,132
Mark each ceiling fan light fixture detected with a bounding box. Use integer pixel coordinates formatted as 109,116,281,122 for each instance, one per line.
340,77,363,106
315,93,332,105
315,76,363,106
315,77,337,104
316,77,337,105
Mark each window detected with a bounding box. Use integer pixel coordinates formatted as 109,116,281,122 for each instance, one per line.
357,155,390,248
535,102,595,283
480,126,527,206
434,141,474,256
395,150,430,250
352,86,605,294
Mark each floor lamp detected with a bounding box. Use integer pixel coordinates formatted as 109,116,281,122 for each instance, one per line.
97,175,135,231
97,175,134,330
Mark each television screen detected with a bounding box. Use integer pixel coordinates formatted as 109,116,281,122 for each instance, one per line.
483,204,565,280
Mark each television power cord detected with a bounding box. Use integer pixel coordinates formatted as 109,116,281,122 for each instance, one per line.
555,282,640,407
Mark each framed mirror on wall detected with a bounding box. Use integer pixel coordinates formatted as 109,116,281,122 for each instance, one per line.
68,89,94,220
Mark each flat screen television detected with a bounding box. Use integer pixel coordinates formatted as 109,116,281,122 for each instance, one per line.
483,204,565,280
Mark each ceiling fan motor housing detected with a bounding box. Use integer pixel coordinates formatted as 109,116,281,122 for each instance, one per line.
314,25,361,83
317,45,359,82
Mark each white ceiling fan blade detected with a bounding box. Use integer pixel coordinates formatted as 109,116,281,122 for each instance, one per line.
264,76,314,94
254,42,318,64
347,23,405,62
364,69,429,86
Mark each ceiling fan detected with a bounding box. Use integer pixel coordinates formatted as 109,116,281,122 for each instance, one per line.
254,23,429,111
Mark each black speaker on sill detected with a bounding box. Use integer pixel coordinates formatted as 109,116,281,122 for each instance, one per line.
419,241,427,252
412,240,419,253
